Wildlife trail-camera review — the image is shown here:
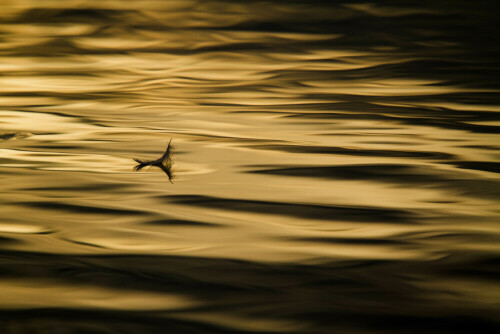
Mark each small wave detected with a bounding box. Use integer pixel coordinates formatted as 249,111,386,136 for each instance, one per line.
166,194,416,223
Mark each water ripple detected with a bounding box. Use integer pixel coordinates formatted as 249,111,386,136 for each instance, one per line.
0,1,498,333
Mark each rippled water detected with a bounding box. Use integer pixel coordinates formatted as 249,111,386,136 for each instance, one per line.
0,1,499,333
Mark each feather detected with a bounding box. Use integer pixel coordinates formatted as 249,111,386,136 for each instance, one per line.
132,139,175,182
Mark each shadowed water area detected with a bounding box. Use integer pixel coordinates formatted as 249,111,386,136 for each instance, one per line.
0,1,499,333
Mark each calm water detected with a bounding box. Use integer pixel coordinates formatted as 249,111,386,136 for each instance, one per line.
0,1,499,333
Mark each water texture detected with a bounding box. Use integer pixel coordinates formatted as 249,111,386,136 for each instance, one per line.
0,1,499,333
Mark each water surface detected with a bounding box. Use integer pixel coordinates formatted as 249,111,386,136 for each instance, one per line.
0,1,499,333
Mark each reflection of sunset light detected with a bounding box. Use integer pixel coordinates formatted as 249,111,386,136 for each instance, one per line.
0,278,195,310
0,1,498,332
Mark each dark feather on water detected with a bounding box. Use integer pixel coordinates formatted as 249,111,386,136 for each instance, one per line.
132,139,174,182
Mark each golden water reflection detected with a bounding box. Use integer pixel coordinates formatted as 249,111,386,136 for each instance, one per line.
0,1,499,333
